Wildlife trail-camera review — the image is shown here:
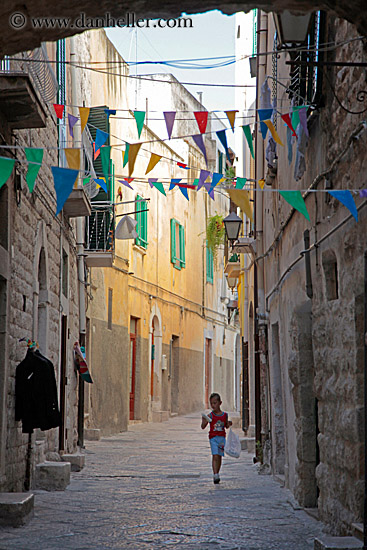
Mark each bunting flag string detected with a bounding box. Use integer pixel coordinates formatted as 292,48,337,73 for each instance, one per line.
133,111,146,138
52,166,79,215
123,143,130,167
192,134,208,166
95,129,109,153
79,107,90,133
263,120,284,146
328,190,358,221
25,148,43,193
242,125,254,159
145,153,162,175
194,112,208,134
216,130,230,162
68,114,78,138
0,157,15,190
225,110,238,132
100,146,111,182
163,111,176,139
279,190,310,221
235,177,247,189
281,114,297,138
196,169,211,191
258,109,273,139
118,178,134,190
128,144,142,177
53,104,64,119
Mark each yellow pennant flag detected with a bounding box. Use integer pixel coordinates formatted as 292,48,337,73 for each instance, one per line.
65,148,80,186
79,107,90,133
227,189,253,221
258,178,265,189
264,120,284,146
128,143,142,177
225,110,238,132
145,153,162,175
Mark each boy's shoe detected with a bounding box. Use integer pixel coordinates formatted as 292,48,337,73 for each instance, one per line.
213,474,220,484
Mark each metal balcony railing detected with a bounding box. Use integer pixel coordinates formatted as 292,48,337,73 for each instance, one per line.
85,202,115,253
0,44,58,104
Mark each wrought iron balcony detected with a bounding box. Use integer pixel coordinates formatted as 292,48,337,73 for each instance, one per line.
85,202,115,268
0,44,58,129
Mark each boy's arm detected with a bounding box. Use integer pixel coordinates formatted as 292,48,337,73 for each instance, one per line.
201,418,208,429
225,414,232,428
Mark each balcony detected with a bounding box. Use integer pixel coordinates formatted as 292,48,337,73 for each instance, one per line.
231,236,256,259
224,253,241,279
0,45,58,129
85,202,115,268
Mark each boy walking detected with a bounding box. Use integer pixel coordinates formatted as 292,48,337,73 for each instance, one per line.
201,392,232,484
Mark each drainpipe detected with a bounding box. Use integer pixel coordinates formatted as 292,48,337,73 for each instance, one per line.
70,37,86,448
364,252,367,550
254,9,268,457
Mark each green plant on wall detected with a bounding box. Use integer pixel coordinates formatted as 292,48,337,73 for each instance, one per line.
206,214,225,261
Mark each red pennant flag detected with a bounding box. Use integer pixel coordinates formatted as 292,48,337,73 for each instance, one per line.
53,104,65,119
281,113,297,138
194,112,208,134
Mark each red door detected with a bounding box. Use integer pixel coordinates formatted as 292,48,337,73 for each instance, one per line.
205,338,211,408
129,331,136,420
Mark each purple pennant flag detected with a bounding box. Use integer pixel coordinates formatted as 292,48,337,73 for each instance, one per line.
118,179,134,190
169,178,181,191
148,178,158,189
196,169,211,191
359,189,367,198
298,107,309,138
68,114,78,138
192,134,208,166
163,112,176,139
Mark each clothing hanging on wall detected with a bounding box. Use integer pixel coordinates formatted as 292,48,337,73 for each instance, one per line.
15,348,61,434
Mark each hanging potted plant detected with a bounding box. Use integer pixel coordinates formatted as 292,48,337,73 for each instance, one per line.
206,214,225,261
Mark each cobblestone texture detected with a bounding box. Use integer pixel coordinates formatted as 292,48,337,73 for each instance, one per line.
0,415,323,549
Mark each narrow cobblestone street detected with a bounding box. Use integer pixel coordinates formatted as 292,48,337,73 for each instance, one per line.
0,415,322,549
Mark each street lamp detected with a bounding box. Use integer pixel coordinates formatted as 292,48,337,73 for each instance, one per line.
226,275,237,291
223,212,243,243
273,11,313,48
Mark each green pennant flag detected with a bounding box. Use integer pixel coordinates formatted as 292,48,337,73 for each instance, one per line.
123,143,130,167
100,146,111,183
25,148,43,192
242,125,254,159
0,157,15,190
192,178,199,187
83,175,91,186
152,181,166,196
235,177,247,189
279,190,310,221
133,111,145,138
291,106,308,134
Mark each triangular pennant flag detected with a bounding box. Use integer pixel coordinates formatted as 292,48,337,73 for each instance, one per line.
145,153,162,175
53,104,64,119
79,107,90,133
118,179,134,190
227,189,253,221
216,130,230,162
105,109,116,118
328,190,358,221
148,178,158,188
281,113,297,138
100,146,111,182
291,106,307,133
298,107,309,138
177,162,189,169
209,172,225,194
264,120,284,146
179,185,189,200
194,112,208,134
25,148,43,193
96,178,108,192
225,110,238,132
258,108,273,139
51,166,79,215
196,169,211,191
123,143,130,168
115,215,138,240
74,342,93,383
0,157,15,190
258,179,265,189
279,190,310,221
287,126,293,165
152,182,166,196
65,148,80,171
68,114,78,138
133,111,145,138
169,178,181,191
235,177,247,189
95,129,109,153
242,125,254,159
192,134,208,165
128,143,142,177
163,112,176,139
359,189,367,198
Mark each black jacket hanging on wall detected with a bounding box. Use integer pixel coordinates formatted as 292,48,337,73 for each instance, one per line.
15,349,61,434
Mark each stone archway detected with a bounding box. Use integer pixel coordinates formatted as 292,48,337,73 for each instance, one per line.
148,303,163,415
0,1,366,58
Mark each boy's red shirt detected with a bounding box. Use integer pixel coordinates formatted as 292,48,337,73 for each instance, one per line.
208,411,228,439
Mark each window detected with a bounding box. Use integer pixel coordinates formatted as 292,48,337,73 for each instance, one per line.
206,243,213,284
62,248,68,298
135,194,148,248
322,250,339,301
170,219,185,270
87,106,111,201
218,151,224,175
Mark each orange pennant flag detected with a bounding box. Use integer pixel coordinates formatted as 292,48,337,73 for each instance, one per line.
79,107,90,133
258,179,265,189
225,110,238,132
264,120,284,146
145,153,162,175
128,144,142,177
64,148,80,186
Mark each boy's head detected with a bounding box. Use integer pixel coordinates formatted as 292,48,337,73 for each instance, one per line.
209,393,222,412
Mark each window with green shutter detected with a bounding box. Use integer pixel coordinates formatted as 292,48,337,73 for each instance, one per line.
87,106,111,201
135,194,148,248
206,243,213,283
170,219,185,270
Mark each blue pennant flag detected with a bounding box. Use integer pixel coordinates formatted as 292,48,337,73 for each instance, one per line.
96,178,108,193
51,166,79,215
216,130,230,162
208,172,224,194
328,190,358,221
179,185,189,200
104,109,116,119
169,178,182,191
258,108,273,139
95,129,109,153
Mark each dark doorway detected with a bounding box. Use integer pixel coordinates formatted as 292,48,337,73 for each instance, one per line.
170,336,179,414
59,315,67,451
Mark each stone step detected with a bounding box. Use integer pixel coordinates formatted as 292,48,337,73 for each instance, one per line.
61,453,85,472
0,493,34,527
351,524,363,542
34,461,71,491
314,535,363,549
84,428,101,441
240,437,256,453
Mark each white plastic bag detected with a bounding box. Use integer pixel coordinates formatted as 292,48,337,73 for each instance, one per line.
224,428,241,458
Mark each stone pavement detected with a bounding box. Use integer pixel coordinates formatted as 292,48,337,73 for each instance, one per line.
0,414,323,549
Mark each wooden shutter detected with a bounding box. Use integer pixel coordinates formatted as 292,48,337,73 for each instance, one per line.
170,219,176,265
179,224,185,268
87,106,110,201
